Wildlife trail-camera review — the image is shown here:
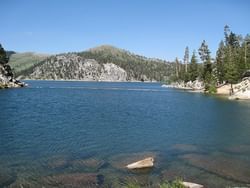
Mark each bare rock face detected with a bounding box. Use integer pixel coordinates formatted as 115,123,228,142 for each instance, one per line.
229,77,250,100
166,80,204,90
0,64,26,88
28,54,128,81
99,63,127,81
0,44,26,89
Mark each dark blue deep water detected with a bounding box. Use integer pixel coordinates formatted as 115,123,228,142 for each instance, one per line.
0,81,250,187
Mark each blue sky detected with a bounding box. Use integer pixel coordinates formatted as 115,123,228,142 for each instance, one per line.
1,0,250,61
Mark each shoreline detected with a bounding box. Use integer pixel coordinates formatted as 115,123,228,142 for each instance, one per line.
22,79,159,83
162,83,250,100
165,85,231,95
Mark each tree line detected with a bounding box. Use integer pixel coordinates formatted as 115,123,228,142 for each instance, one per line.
173,25,250,93
0,44,14,78
78,48,175,81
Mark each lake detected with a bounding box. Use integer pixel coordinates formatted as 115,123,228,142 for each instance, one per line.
0,81,250,188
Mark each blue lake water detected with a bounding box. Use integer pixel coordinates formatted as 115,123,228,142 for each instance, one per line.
0,81,250,187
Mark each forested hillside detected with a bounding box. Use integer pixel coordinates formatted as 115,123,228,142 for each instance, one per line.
16,45,175,82
172,26,250,93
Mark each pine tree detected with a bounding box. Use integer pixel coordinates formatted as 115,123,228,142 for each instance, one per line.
198,40,216,92
243,35,250,70
189,51,198,81
216,40,225,83
224,25,230,46
184,46,189,73
223,25,242,93
224,60,238,94
198,40,212,80
223,26,241,86
0,44,9,65
175,57,179,78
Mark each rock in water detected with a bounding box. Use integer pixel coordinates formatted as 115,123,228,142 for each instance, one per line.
126,157,154,169
182,181,204,188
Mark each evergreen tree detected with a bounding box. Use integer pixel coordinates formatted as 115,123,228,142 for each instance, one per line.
0,44,9,65
189,51,198,81
223,26,241,85
224,25,230,46
184,46,189,73
244,35,250,69
198,40,216,92
216,40,225,83
175,57,179,78
224,60,239,94
198,40,212,80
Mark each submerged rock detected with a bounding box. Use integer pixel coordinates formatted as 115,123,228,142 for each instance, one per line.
42,173,102,188
71,158,105,171
180,153,250,183
225,145,250,154
0,172,16,187
171,144,199,152
0,166,16,187
161,160,250,188
9,179,39,188
126,157,154,169
47,156,69,169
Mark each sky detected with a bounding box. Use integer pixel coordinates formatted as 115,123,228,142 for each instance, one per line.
1,0,250,61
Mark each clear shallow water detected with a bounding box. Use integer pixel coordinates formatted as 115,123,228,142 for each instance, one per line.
0,81,250,187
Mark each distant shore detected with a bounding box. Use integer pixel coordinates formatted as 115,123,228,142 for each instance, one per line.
22,79,158,83
162,79,250,100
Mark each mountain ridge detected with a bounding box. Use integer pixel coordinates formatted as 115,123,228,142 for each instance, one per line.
9,45,174,82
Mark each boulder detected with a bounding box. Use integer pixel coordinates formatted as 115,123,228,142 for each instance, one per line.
182,181,204,188
109,151,157,170
126,157,154,169
229,77,250,100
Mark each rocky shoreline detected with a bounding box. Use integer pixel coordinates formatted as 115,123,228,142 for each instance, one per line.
0,64,26,89
162,77,250,100
0,44,26,89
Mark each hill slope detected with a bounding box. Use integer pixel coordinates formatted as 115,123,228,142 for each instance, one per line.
79,45,173,81
17,45,174,81
9,52,48,76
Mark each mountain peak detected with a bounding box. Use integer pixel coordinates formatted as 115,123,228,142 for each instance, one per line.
88,45,129,55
